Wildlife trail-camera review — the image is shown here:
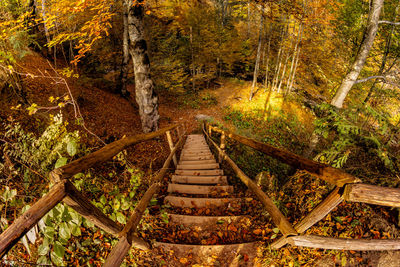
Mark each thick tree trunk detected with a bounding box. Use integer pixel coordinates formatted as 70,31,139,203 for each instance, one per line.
127,0,159,133
249,6,264,101
331,0,383,108
118,0,129,97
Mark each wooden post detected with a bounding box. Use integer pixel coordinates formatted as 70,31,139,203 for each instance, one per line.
218,133,226,163
271,187,343,249
0,180,67,258
166,131,177,167
203,127,297,237
176,125,181,137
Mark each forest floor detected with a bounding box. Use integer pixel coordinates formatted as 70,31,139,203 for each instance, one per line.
2,52,400,266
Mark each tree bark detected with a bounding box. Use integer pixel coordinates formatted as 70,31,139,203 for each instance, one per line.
331,0,384,108
127,0,159,133
117,0,130,97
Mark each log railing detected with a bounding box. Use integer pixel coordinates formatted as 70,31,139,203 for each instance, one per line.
204,122,400,251
0,124,186,263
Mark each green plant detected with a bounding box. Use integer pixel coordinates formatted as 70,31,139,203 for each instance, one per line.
314,103,396,172
3,112,81,183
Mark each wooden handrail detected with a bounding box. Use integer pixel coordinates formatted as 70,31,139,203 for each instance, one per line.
0,124,182,261
205,123,360,187
203,124,297,237
344,183,400,207
50,124,179,181
103,129,187,267
287,235,400,250
0,180,67,258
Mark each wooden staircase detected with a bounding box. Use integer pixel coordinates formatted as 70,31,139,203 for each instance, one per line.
153,134,259,266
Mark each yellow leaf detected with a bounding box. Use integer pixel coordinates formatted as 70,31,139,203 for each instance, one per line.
146,10,151,15
179,257,188,264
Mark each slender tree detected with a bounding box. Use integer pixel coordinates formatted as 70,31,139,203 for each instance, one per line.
249,6,264,100
331,0,384,108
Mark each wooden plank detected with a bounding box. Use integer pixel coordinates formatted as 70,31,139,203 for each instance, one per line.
177,163,219,170
50,124,179,181
168,214,248,228
167,184,233,194
180,155,214,161
175,169,223,176
344,183,400,207
287,235,400,250
0,180,67,258
179,160,217,165
166,131,177,167
164,196,240,208
206,123,361,187
271,187,343,249
204,125,297,237
171,175,228,185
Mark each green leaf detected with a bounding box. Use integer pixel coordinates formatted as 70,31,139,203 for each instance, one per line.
116,212,126,224
67,140,77,156
100,195,107,205
113,199,120,210
61,207,72,222
71,224,81,237
121,198,130,211
59,222,71,240
37,256,51,265
272,228,280,234
51,251,64,266
44,226,55,239
55,157,68,168
38,239,50,255
53,241,65,258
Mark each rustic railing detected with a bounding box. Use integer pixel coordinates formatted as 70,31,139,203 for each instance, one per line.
204,122,400,251
0,123,186,266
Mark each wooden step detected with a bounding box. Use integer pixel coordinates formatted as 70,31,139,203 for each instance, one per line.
175,169,223,176
179,159,216,165
180,155,215,161
168,184,233,194
181,153,213,157
182,150,211,153
153,242,259,266
168,214,249,229
177,163,219,170
171,175,228,185
182,149,211,154
164,196,240,208
183,146,209,150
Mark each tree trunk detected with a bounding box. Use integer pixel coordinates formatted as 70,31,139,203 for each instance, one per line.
127,0,159,133
249,6,264,101
118,0,130,97
330,0,383,108
39,0,51,54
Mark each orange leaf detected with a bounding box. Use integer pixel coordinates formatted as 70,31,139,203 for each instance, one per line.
253,229,262,235
180,258,188,264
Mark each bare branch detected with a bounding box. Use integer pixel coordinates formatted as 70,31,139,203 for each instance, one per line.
354,76,386,84
379,20,400,25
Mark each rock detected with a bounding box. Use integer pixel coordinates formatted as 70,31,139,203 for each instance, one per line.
195,114,212,121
